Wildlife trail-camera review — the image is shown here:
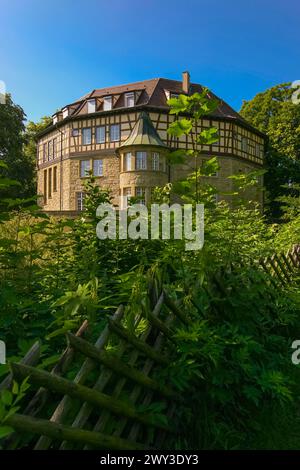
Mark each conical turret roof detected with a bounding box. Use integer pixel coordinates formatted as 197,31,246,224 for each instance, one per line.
119,111,168,149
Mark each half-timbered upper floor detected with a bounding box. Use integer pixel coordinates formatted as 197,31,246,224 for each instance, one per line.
36,72,265,170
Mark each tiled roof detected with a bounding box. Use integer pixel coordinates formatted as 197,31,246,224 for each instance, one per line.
65,77,245,122
38,76,265,139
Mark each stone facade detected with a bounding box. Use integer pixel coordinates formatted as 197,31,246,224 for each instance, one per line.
36,74,265,212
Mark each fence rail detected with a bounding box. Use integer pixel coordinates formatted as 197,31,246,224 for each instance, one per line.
1,244,300,450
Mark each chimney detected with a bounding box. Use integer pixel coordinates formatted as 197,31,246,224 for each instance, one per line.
182,71,190,94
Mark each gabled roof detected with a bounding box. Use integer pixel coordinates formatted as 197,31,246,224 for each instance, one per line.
119,111,168,149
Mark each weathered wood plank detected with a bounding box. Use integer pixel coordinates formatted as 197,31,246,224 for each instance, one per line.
23,320,88,418
7,413,146,450
10,362,173,433
34,306,124,450
108,319,169,365
67,333,178,400
83,293,169,448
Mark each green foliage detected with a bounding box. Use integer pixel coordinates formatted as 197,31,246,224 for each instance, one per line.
0,95,35,200
0,378,30,443
158,268,300,449
0,90,300,450
240,83,300,218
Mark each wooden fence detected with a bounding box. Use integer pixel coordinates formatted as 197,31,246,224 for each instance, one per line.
1,244,300,450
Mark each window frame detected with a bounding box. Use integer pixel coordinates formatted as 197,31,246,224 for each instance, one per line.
255,143,263,158
95,126,106,144
125,92,135,108
76,192,85,211
72,128,79,137
103,95,112,111
152,152,160,171
53,138,57,159
136,151,147,170
53,166,57,192
135,187,146,205
80,159,91,178
110,124,120,142
241,136,248,153
43,169,47,203
43,143,47,162
48,140,53,160
93,159,103,177
82,127,92,145
62,107,69,119
87,99,96,114
125,152,132,171
48,167,52,198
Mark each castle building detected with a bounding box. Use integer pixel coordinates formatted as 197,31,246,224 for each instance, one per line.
36,72,265,213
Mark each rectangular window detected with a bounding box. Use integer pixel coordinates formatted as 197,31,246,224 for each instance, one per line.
80,160,90,177
125,152,132,171
76,192,85,211
96,126,106,143
255,143,262,158
152,152,160,171
123,187,131,208
136,151,147,170
103,96,112,111
43,143,47,162
53,166,57,192
48,168,52,198
43,170,47,203
82,127,92,145
53,138,57,159
135,187,145,205
72,128,79,137
87,99,96,113
93,159,103,177
125,92,135,107
62,107,69,119
110,124,120,142
241,137,248,152
48,140,53,160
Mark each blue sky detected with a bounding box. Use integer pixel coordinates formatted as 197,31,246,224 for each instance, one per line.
1,0,299,122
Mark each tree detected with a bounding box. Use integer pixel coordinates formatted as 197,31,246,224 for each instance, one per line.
0,94,51,200
0,94,27,198
240,83,300,219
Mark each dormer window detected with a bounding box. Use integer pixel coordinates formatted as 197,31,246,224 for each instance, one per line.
103,96,112,111
165,90,179,101
125,92,135,108
87,99,96,113
53,114,58,125
62,107,69,119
